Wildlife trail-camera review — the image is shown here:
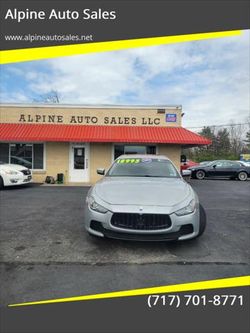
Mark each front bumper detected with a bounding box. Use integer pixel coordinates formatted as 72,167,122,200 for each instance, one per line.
84,204,200,241
3,174,32,186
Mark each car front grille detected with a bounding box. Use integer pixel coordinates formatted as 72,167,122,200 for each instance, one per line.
21,169,31,175
90,221,193,241
111,213,171,230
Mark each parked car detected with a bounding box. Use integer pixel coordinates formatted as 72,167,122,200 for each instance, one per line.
237,160,250,167
0,162,32,189
180,159,199,171
84,155,206,241
188,160,250,181
199,161,212,166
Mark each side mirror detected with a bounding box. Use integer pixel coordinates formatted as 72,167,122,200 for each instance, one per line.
181,169,191,177
97,168,105,175
213,165,216,169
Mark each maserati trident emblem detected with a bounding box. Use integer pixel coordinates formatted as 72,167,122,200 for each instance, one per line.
139,206,143,215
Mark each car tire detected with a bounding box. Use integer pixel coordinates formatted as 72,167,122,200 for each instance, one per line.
0,177,4,190
195,170,206,180
197,204,206,237
190,173,195,179
237,171,248,181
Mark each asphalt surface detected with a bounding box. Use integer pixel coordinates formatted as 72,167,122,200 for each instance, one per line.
0,179,249,305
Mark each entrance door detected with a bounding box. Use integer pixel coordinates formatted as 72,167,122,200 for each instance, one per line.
69,143,89,182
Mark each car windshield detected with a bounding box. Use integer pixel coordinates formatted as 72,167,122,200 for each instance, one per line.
107,157,180,178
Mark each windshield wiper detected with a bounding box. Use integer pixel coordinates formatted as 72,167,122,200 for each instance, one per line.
141,175,166,177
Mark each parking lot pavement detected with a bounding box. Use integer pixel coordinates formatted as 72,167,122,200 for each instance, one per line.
0,179,249,305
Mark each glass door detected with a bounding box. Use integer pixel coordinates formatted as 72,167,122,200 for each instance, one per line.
69,143,89,182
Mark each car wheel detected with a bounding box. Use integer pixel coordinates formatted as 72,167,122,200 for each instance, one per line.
238,171,248,181
0,177,4,190
197,204,207,237
195,170,206,180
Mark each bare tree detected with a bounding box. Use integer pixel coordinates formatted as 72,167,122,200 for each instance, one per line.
32,90,60,104
229,121,245,157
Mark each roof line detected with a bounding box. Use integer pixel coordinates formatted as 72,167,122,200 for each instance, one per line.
0,103,182,110
0,123,212,146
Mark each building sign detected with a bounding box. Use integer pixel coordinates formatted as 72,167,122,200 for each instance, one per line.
240,154,250,162
166,113,177,122
0,106,181,127
18,114,163,126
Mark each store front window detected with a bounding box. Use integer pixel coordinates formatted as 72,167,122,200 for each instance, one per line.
114,144,156,159
10,144,33,169
0,143,44,169
0,143,9,164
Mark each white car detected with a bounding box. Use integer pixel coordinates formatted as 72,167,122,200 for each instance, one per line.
0,162,32,189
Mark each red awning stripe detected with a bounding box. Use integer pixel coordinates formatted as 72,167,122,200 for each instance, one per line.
0,123,211,145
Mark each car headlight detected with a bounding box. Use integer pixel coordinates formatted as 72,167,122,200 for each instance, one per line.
175,199,196,216
87,196,108,214
3,169,19,175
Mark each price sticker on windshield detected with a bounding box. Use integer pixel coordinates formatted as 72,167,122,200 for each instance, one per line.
116,158,141,164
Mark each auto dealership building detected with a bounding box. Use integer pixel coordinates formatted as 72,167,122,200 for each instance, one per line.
0,104,210,184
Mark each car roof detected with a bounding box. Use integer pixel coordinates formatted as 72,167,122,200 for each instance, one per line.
117,154,170,160
214,160,240,163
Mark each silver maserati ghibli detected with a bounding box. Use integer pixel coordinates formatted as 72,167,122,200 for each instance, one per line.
84,155,206,241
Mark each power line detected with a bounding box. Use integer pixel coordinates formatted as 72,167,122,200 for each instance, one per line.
187,122,250,129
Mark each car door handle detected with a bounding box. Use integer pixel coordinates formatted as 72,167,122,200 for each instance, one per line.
86,159,88,169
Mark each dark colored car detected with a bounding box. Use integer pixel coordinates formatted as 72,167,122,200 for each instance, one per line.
188,160,250,181
199,161,212,166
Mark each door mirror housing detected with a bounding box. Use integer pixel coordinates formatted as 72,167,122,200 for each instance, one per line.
213,165,216,168
97,168,105,175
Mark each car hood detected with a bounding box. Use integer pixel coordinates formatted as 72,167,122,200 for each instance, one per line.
188,165,205,170
0,163,28,171
94,177,192,207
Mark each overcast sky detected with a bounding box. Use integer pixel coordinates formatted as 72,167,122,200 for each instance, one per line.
0,30,249,129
